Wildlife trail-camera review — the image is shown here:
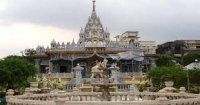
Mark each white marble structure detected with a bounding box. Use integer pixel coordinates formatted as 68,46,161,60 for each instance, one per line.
33,0,157,79
73,64,84,85
6,88,200,105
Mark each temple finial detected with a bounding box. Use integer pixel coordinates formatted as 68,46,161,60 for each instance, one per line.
92,0,96,12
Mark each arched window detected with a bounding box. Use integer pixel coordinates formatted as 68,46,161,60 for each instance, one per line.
129,39,135,48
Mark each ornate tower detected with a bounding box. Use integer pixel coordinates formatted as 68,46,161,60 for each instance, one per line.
77,0,110,46
50,39,57,49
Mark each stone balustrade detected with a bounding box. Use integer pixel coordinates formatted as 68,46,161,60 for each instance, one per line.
65,84,76,91
120,72,143,77
6,93,57,105
37,73,72,78
37,43,154,53
6,91,200,105
117,84,130,91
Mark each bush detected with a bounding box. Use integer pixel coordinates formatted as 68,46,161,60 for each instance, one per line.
147,66,187,88
189,85,200,94
0,55,38,90
29,77,38,82
156,54,175,67
38,81,44,88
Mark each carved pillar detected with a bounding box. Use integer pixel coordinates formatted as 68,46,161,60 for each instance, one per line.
138,61,143,76
34,59,40,72
49,60,53,73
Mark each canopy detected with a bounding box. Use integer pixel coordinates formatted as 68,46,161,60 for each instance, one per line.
184,62,200,70
109,51,144,61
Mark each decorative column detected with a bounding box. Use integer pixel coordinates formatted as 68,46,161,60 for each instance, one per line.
49,60,53,73
71,64,83,101
109,63,120,83
73,64,84,86
138,61,143,76
71,54,75,77
34,59,40,71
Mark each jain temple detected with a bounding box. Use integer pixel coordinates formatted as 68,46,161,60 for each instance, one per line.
32,0,157,83
6,1,200,105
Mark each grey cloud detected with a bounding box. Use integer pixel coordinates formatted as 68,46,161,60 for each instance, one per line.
0,0,200,44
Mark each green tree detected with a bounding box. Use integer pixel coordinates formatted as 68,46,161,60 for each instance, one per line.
182,53,200,66
156,54,175,67
187,68,200,93
21,48,36,63
147,66,187,89
0,55,38,90
189,68,200,86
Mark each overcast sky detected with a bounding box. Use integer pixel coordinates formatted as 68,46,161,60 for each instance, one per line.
0,0,200,58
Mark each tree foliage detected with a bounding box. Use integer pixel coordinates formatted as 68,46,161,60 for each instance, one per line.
156,54,175,67
188,68,200,86
21,48,36,63
0,55,38,90
187,68,200,93
21,48,36,56
182,52,200,66
146,66,187,88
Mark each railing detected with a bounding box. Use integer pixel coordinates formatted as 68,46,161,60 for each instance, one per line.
85,43,106,47
117,84,130,92
50,73,72,78
37,72,144,79
65,84,76,92
6,91,200,105
37,73,72,78
120,72,143,77
7,93,57,105
36,42,157,56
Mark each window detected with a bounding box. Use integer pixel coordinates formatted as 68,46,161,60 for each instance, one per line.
175,47,181,54
196,46,200,49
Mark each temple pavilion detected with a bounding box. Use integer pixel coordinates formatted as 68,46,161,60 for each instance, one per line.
32,0,157,79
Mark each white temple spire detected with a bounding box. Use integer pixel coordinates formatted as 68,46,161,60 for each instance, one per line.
91,0,97,19
77,0,110,43
92,0,96,12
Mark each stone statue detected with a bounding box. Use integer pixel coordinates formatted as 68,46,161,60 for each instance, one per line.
91,59,108,78
90,59,117,101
